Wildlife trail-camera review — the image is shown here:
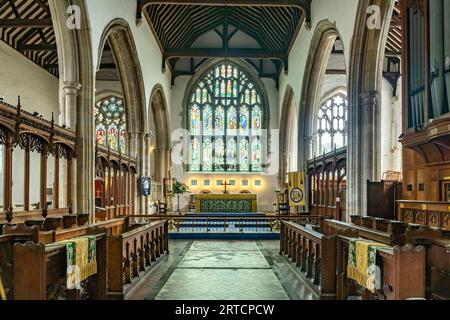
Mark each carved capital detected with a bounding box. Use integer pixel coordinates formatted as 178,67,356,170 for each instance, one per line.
62,81,82,95
359,91,379,112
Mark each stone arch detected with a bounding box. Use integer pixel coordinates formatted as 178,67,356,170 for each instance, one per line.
96,18,149,214
96,19,148,136
149,84,171,186
346,0,397,217
49,0,95,216
298,20,345,171
279,85,297,187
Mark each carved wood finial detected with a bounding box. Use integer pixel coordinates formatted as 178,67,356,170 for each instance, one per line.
17,96,21,113
42,204,48,218
6,206,13,223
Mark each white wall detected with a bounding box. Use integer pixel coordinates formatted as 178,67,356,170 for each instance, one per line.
0,40,60,210
0,41,59,118
380,77,403,176
85,0,172,130
279,0,358,140
170,72,280,212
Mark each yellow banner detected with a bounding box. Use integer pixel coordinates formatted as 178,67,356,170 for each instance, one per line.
288,171,306,207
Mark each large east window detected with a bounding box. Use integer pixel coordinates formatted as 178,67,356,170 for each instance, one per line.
95,95,126,154
188,62,264,172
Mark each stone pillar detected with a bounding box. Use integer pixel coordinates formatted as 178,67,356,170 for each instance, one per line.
347,91,380,218
144,132,153,215
62,81,81,128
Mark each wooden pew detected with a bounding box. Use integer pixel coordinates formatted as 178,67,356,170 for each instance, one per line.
336,230,426,300
108,220,169,299
62,215,78,229
12,228,107,300
0,226,39,300
77,213,90,226
2,224,38,243
321,219,402,246
280,221,336,299
430,267,450,300
43,217,64,231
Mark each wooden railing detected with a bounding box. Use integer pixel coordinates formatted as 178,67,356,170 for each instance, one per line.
107,220,169,299
397,200,450,230
12,228,108,300
280,221,336,299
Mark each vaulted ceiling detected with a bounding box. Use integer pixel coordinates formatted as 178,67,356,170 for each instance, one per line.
137,0,311,85
0,0,58,77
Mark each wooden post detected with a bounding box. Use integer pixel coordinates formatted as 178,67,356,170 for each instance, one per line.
54,155,59,209
3,133,13,212
66,158,72,208
40,146,48,209
24,138,30,211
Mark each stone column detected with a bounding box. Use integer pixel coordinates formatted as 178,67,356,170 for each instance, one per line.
347,91,380,218
62,81,81,128
143,132,153,215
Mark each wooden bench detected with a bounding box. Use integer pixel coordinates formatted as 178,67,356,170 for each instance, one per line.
280,221,336,299
108,220,169,299
0,225,39,300
12,227,107,300
336,232,426,300
321,219,402,246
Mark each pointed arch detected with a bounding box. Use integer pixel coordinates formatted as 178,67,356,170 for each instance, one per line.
96,18,148,136
346,0,397,217
298,20,345,171
279,85,297,187
150,84,171,185
96,19,149,214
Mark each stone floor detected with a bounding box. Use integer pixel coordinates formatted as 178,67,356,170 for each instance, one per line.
126,240,318,300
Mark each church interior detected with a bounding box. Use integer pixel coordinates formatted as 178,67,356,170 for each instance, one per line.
0,0,450,302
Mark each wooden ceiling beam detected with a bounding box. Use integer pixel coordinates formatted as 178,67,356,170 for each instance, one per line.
0,19,53,28
17,43,56,51
137,0,311,27
164,48,287,66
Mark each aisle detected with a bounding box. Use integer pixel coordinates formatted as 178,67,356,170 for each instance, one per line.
126,240,317,300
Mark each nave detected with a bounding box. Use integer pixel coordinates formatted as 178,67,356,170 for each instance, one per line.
1,0,450,303
127,240,315,301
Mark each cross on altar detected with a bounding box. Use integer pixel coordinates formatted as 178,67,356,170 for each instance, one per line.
221,181,231,194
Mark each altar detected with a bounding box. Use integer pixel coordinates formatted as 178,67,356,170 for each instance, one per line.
194,194,258,213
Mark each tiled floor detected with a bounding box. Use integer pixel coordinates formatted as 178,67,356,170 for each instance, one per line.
126,240,318,300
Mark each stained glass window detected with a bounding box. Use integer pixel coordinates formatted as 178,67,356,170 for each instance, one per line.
314,92,348,157
95,95,127,154
188,61,264,172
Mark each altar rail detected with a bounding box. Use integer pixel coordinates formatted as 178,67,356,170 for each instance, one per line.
280,221,336,299
132,215,322,234
397,200,450,230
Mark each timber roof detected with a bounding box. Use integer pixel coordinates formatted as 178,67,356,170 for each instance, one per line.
0,0,58,77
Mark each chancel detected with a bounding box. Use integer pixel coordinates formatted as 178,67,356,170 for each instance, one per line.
0,0,449,303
